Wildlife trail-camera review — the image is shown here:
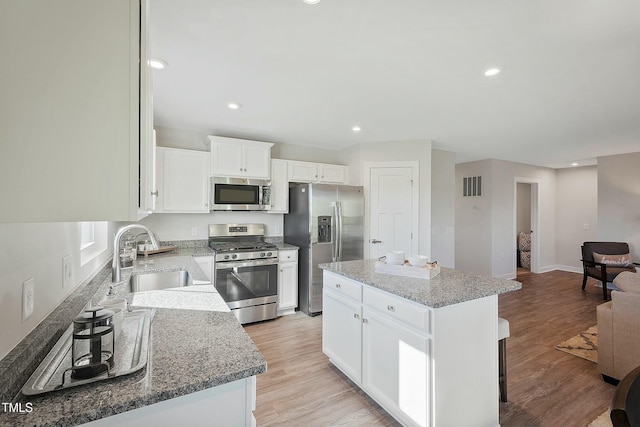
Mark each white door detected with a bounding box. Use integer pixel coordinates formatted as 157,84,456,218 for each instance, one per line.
369,166,417,258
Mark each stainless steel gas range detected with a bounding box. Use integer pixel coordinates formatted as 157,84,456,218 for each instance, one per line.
208,224,278,324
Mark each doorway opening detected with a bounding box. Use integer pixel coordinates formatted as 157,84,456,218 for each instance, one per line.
514,179,540,275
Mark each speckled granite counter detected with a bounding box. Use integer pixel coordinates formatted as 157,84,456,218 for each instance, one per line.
319,259,521,308
0,254,266,427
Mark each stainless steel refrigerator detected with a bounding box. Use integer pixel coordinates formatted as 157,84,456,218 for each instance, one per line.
284,183,364,315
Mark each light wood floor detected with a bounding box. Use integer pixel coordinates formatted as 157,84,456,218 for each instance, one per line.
244,270,616,426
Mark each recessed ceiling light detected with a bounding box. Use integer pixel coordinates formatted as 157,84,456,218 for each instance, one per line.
571,162,579,167
303,0,320,4
352,126,361,132
483,68,501,77
227,102,242,110
149,59,168,70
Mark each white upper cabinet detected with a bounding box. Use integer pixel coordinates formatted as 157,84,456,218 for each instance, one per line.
0,0,154,222
288,161,347,184
268,159,289,213
156,147,210,213
209,136,273,179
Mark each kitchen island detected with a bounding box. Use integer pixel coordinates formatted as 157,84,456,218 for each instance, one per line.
320,259,521,427
0,254,266,427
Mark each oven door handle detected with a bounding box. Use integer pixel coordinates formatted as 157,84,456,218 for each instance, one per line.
215,258,279,269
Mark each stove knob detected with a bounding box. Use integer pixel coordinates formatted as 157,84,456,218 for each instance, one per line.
232,254,238,259
267,252,273,257
224,255,230,260
260,252,266,257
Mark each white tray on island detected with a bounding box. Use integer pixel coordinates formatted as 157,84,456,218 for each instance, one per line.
374,261,441,279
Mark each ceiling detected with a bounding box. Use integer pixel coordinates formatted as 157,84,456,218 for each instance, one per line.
150,0,640,169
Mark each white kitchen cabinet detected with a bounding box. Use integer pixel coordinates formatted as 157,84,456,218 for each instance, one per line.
156,147,209,213
323,270,498,427
288,161,347,184
362,301,430,427
322,273,363,383
0,0,154,222
269,159,289,213
209,136,273,179
81,376,257,427
277,249,298,315
194,256,214,282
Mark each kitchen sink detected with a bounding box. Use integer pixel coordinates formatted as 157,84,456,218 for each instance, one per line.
128,270,193,292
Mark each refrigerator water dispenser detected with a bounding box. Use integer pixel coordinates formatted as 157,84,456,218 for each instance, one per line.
318,216,331,243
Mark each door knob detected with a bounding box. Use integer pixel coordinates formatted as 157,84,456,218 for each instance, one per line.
370,239,382,244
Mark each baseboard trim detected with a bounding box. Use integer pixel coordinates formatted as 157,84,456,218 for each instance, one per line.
555,265,583,274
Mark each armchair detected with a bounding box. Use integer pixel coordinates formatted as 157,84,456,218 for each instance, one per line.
581,242,637,300
597,272,640,383
610,364,640,427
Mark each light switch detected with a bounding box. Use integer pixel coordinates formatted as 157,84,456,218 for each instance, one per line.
583,223,589,230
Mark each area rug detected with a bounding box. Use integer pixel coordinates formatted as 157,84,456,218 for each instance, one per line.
588,410,611,427
554,326,598,363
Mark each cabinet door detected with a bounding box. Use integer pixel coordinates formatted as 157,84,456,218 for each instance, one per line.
159,148,209,213
211,138,244,177
0,0,148,222
269,159,289,213
243,143,271,179
278,261,298,312
288,161,318,182
322,289,362,383
362,307,430,427
318,164,347,184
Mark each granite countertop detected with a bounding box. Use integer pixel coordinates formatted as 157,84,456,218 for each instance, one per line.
1,254,267,427
151,240,299,257
320,259,522,308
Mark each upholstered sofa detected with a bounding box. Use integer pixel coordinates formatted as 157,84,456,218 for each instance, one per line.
597,271,640,382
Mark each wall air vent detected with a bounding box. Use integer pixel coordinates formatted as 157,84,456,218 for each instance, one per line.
463,176,482,197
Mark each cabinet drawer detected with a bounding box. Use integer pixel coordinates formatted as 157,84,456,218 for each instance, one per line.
323,271,362,302
363,287,430,332
278,250,298,262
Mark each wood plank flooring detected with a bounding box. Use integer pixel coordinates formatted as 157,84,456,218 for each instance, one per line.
244,270,616,426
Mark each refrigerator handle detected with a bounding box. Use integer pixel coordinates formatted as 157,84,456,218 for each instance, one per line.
332,203,338,262
336,201,343,261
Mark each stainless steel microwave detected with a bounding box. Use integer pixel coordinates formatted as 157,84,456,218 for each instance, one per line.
210,177,271,211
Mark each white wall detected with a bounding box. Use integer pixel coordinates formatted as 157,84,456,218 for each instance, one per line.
455,160,493,276
555,166,598,272
598,153,640,259
342,140,432,257
0,222,116,359
491,160,557,278
139,212,284,240
431,150,456,268
516,183,531,234
456,160,557,278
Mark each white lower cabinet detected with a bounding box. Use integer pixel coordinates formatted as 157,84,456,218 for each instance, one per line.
81,376,257,427
322,288,362,383
277,249,298,315
323,270,499,427
362,306,430,427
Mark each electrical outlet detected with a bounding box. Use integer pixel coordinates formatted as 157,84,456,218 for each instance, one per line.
191,227,198,237
23,278,35,321
62,254,73,289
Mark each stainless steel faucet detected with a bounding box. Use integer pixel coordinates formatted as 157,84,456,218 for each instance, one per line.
112,224,160,283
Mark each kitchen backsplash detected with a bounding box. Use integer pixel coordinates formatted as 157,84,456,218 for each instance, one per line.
138,212,284,241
